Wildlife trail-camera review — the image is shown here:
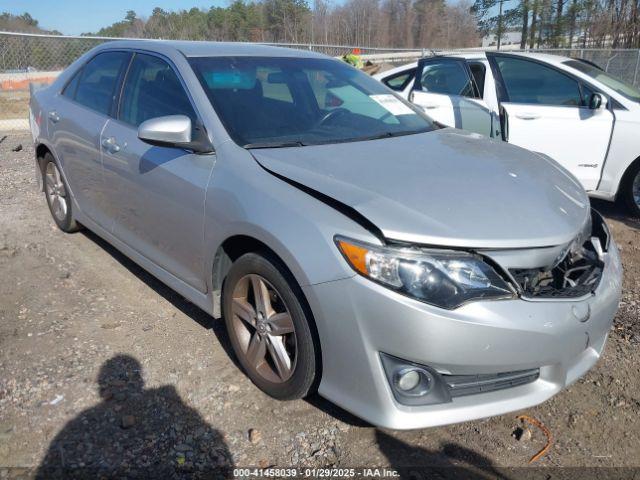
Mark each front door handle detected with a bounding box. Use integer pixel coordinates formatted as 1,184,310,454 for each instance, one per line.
48,111,60,123
101,137,121,153
515,113,540,120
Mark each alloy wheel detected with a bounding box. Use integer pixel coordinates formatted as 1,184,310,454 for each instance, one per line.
45,162,68,222
231,274,297,383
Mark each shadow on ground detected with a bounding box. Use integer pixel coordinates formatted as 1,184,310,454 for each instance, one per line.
376,430,511,480
79,230,367,428
35,355,233,479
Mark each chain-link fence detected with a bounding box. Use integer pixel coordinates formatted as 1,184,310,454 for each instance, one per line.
2,31,639,133
531,48,640,88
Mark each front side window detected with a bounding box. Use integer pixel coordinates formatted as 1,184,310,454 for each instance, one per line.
496,56,583,106
416,60,475,97
73,51,130,115
189,56,434,147
564,59,640,104
119,53,196,127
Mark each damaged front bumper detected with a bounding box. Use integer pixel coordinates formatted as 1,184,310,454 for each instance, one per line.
508,210,611,300
303,212,622,430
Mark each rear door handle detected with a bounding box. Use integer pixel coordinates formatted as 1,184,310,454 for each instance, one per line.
48,111,60,123
101,137,121,153
515,113,540,120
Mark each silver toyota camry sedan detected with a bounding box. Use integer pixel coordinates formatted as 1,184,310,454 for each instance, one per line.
29,40,622,429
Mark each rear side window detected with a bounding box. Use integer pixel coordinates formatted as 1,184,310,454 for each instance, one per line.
383,69,416,91
73,52,130,115
62,70,81,99
119,53,197,127
417,60,475,97
496,57,582,106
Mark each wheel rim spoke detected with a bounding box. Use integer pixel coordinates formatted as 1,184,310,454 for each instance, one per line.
251,275,273,318
58,195,67,217
265,335,292,380
266,312,294,336
231,273,297,384
52,196,61,217
233,298,256,326
45,163,67,220
246,333,266,368
45,174,55,194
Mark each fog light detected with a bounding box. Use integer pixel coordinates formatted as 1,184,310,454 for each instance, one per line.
380,352,452,406
395,368,421,391
393,367,433,396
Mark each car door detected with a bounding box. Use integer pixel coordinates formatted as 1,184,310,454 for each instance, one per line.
410,57,493,137
48,51,131,228
487,53,614,191
100,52,215,292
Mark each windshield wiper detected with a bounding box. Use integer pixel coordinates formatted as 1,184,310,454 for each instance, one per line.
243,141,305,149
353,129,431,142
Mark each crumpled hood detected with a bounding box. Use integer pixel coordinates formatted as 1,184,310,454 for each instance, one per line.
251,129,590,249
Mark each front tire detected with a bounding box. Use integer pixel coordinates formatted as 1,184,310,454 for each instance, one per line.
42,153,80,232
222,252,318,400
622,161,640,218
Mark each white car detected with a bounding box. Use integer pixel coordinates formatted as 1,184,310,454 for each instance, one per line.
375,52,640,216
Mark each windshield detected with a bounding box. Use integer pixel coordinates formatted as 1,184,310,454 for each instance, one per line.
564,59,640,104
189,56,435,148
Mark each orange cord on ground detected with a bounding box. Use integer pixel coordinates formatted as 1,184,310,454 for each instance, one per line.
516,415,552,463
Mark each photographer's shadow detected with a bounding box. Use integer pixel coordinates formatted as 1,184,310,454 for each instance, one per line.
36,354,233,479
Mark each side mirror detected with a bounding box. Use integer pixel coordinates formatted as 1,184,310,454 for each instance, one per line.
138,115,214,153
589,93,608,111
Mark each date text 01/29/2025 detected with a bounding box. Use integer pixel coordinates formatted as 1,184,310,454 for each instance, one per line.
233,468,400,477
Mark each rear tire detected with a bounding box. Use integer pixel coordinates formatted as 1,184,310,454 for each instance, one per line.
622,162,640,218
222,252,318,400
42,153,80,233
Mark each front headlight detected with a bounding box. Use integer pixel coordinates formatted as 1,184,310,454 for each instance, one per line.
335,236,514,309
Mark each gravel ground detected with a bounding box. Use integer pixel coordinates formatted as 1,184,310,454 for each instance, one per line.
0,135,639,478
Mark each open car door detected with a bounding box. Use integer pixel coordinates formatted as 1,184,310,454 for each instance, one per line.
410,56,494,137
487,53,614,192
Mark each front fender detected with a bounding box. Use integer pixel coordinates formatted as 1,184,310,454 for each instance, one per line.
203,144,376,292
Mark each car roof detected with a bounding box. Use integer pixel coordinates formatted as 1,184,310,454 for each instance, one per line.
375,51,577,78
446,51,574,65
498,51,573,65
95,39,330,59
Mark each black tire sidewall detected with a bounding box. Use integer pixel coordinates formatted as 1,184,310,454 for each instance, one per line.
222,252,317,400
43,153,77,232
623,162,640,218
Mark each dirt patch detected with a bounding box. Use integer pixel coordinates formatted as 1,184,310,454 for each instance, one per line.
0,91,29,120
0,135,639,475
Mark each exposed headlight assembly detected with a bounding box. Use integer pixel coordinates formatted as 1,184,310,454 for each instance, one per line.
336,236,514,309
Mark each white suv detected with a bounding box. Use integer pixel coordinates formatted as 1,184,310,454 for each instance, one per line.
375,52,640,216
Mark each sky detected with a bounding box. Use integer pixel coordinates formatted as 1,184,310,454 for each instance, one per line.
2,0,226,35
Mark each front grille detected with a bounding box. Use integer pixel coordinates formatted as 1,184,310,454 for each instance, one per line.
444,368,540,398
509,210,608,299
510,254,603,298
